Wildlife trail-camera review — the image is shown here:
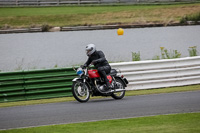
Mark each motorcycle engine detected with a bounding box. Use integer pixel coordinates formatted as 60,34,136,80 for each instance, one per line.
95,78,107,92
98,84,106,91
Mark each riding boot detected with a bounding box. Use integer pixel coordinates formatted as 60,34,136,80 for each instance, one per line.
106,81,112,90
100,71,111,92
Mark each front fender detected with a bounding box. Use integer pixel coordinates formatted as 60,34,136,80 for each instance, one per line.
72,78,83,82
72,78,91,91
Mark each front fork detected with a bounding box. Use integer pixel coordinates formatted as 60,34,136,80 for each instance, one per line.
73,78,86,89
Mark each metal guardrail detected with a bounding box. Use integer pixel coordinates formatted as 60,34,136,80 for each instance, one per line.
0,0,105,6
0,0,193,6
1,56,199,102
111,56,200,90
0,67,76,102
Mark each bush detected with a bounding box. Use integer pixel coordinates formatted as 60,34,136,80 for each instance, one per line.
180,12,200,24
42,24,50,32
160,47,181,59
132,52,140,61
188,46,198,57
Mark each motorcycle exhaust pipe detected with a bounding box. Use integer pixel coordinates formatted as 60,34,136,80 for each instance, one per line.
111,89,125,93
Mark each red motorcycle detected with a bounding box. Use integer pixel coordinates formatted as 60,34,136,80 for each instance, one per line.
72,66,128,102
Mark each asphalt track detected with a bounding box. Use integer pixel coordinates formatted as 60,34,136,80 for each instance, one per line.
0,91,200,130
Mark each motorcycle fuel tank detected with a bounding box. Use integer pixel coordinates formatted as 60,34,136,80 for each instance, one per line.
88,70,100,78
88,69,112,83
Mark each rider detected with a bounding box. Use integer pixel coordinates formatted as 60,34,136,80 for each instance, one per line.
82,44,112,92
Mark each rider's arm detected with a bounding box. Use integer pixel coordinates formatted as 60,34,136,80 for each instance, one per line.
84,57,92,67
94,51,106,63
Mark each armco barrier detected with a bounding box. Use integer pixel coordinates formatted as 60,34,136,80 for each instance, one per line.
110,56,200,90
0,56,200,102
0,68,76,102
0,0,192,7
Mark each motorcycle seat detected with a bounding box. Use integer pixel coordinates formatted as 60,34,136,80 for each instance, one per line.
108,69,117,76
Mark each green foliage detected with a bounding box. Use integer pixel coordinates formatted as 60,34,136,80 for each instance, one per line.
180,12,200,24
188,46,198,57
0,3,200,28
54,64,58,68
160,47,181,59
173,50,182,58
132,46,198,61
0,5,175,17
132,51,140,61
41,23,50,32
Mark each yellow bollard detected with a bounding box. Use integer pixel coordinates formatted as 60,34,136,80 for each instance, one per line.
117,28,124,35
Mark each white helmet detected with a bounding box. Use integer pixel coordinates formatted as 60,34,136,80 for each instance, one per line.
86,44,96,56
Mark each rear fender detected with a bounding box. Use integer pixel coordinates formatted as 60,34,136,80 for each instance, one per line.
114,77,128,87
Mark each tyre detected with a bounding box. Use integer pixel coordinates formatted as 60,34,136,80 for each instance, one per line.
72,81,90,103
111,78,125,99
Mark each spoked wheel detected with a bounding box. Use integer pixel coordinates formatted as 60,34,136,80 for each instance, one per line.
72,81,90,103
111,78,125,99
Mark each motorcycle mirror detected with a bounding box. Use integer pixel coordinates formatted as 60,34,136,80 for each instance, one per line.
72,66,77,71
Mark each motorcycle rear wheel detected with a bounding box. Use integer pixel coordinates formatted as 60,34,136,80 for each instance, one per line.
111,78,125,99
72,81,90,103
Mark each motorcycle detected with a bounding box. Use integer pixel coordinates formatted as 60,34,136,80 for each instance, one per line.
72,66,128,102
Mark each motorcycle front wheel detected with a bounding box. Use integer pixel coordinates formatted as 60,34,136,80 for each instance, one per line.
111,78,125,99
72,81,90,103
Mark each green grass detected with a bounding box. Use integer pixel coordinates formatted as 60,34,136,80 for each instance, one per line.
0,5,183,17
0,112,199,133
0,84,200,108
125,84,200,96
0,3,200,28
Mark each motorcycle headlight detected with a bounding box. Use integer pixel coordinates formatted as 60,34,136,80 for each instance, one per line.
76,68,83,76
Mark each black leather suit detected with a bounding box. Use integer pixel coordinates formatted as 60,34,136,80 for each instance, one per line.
84,50,111,88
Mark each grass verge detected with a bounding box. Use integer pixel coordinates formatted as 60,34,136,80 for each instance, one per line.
0,3,200,29
180,12,200,23
0,112,199,133
0,84,200,108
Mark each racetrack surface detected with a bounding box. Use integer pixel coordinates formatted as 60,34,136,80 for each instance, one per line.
0,91,200,130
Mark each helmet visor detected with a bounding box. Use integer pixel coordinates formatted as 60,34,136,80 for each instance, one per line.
86,47,93,56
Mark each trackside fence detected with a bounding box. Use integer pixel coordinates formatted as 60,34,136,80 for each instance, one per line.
111,56,200,90
0,56,200,102
0,0,195,6
0,68,76,102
